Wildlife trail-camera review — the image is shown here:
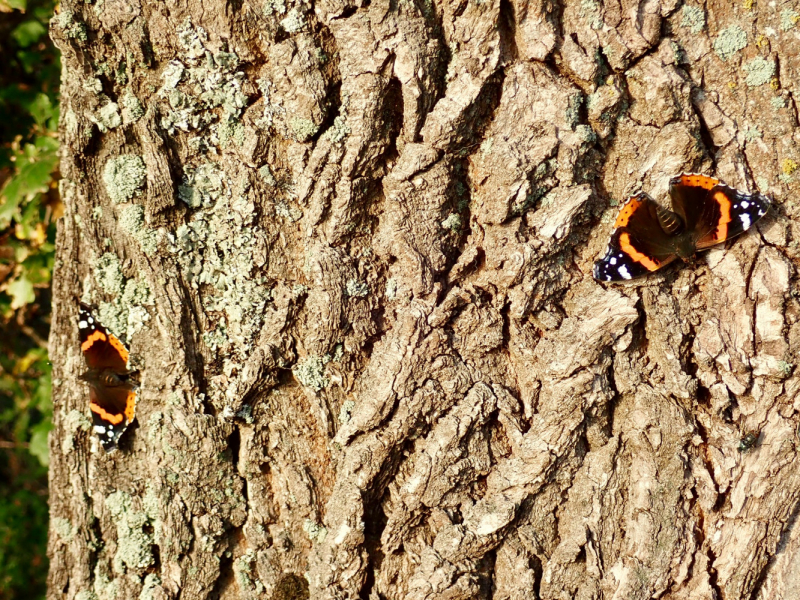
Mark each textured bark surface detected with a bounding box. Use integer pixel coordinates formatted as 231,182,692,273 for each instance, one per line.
46,0,800,599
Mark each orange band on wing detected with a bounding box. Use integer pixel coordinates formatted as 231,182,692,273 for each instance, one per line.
81,330,107,351
614,197,643,227
124,392,136,422
90,402,124,424
712,191,732,241
109,336,129,363
619,233,660,271
679,174,719,190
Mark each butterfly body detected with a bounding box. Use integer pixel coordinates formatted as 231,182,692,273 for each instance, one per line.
594,173,771,282
78,303,138,451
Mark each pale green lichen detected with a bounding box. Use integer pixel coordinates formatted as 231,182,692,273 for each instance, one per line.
743,57,775,87
325,115,350,144
75,592,98,600
139,574,162,600
338,400,355,424
713,25,747,61
576,124,597,144
778,360,794,377
53,517,74,541
203,324,229,351
120,204,158,256
93,563,118,600
157,21,249,151
669,40,685,64
345,279,369,298
290,117,319,142
161,61,185,91
303,519,328,543
52,10,88,42
293,355,329,391
177,17,208,60
166,178,271,369
781,9,800,31
234,551,265,594
122,91,144,124
254,77,281,130
326,343,344,363
218,119,245,147
105,491,155,573
771,96,787,109
275,201,303,222
744,126,762,141
280,7,307,33
103,155,146,204
179,162,226,208
263,0,286,15
113,278,154,340
579,0,603,30
258,164,277,186
680,5,705,34
97,102,122,131
565,93,583,128
441,213,462,232
92,254,153,341
385,278,397,300
92,206,103,220
94,253,125,296
83,79,103,96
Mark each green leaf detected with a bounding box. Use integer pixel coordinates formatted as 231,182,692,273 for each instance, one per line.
11,20,46,48
7,275,34,309
0,0,28,12
0,193,22,229
28,94,57,127
28,422,51,467
0,142,59,228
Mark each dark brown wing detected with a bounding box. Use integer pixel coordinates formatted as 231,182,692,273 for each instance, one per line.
693,184,771,249
79,303,129,373
668,173,721,231
89,381,137,452
593,193,679,281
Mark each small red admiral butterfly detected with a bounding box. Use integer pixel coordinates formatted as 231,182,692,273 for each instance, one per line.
78,303,138,451
594,173,771,282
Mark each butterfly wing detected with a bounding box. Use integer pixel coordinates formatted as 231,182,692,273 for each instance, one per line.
668,173,721,231
79,303,129,372
89,381,137,452
693,184,771,249
593,193,678,281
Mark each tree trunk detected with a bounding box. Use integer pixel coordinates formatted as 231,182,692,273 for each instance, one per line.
46,0,800,598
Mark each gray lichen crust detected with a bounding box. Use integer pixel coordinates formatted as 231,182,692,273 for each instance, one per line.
713,25,747,61
103,155,147,204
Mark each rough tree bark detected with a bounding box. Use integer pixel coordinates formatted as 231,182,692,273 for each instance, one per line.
46,0,800,598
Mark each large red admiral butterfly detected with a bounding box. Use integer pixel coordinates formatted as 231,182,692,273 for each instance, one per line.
78,303,137,451
594,173,771,282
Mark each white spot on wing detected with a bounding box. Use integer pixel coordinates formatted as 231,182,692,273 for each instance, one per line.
740,212,751,229
94,425,106,435
740,200,750,209
618,265,632,280
79,320,88,329
610,257,617,265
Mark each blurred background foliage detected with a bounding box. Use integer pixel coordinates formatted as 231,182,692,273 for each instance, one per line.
0,0,60,597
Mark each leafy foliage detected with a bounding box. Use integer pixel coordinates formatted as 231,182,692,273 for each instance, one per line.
0,0,60,598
